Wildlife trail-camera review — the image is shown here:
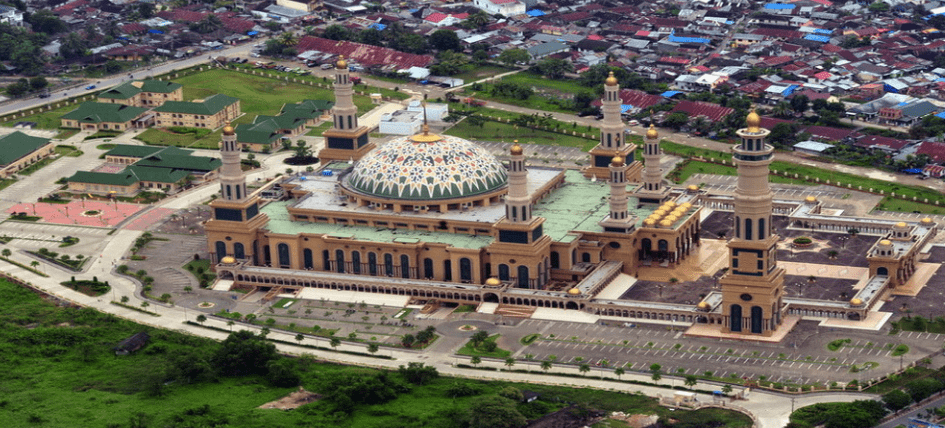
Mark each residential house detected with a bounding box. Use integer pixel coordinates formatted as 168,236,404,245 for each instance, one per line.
114,332,150,355
60,102,151,131
0,5,24,27
473,0,526,17
97,80,184,108
153,94,241,129
0,132,55,179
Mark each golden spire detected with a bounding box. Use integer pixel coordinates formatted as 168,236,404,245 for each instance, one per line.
222,121,235,135
646,124,658,139
510,140,523,155
410,100,442,143
746,109,761,133
611,156,624,166
336,55,347,69
605,71,618,86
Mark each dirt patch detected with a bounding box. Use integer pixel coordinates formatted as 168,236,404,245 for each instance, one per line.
526,405,604,428
258,387,320,410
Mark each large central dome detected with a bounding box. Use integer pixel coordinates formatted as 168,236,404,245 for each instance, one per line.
345,132,508,201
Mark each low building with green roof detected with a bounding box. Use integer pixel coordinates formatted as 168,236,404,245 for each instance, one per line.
235,99,333,152
0,131,54,179
68,145,222,196
103,144,193,165
60,102,151,132
97,80,184,108
153,94,240,130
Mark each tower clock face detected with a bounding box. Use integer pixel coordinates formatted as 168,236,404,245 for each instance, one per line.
740,293,753,302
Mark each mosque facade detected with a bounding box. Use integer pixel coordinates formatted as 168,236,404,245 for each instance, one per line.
206,60,937,338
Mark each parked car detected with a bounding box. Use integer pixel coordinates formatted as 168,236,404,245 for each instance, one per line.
85,85,96,90
320,63,333,70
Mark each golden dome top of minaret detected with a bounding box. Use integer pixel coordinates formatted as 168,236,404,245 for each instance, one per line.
510,140,523,155
605,71,618,86
611,156,624,167
746,109,761,133
336,55,347,69
646,124,658,139
222,122,235,135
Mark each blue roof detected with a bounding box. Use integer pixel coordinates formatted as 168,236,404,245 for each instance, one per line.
813,29,832,35
668,35,710,44
782,84,800,96
247,31,259,36
902,168,924,174
765,3,795,9
804,34,830,43
526,9,545,16
368,23,386,30
148,29,164,34
621,104,633,113
935,111,945,119
661,90,683,97
936,78,945,83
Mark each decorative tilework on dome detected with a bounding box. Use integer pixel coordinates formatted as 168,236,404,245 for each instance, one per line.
346,135,508,200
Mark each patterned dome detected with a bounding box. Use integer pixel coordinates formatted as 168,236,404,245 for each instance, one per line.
346,134,508,200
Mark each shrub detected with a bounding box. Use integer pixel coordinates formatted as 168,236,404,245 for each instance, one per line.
793,236,813,245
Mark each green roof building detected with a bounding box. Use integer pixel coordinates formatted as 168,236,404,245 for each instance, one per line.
235,99,333,152
97,80,184,107
60,102,150,132
153,94,241,129
0,131,54,179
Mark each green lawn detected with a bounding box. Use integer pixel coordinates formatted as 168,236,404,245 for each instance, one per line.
305,121,332,137
461,72,592,114
451,65,516,83
1,103,79,130
445,117,598,151
456,334,512,359
55,145,83,157
182,258,215,284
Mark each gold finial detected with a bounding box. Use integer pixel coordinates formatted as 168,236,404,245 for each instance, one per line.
605,71,618,86
410,100,442,142
510,140,523,155
611,156,624,166
222,121,235,135
336,55,347,69
646,124,658,139
746,109,761,132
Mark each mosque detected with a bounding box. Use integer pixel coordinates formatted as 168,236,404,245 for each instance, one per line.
205,59,937,339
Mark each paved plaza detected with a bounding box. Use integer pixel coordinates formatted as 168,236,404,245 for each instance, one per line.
7,200,144,227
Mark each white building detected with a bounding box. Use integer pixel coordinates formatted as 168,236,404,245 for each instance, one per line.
406,101,448,121
0,5,23,27
473,0,526,17
378,110,423,135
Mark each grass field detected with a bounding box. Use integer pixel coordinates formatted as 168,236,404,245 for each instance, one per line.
1,103,79,130
305,121,332,137
462,72,590,114
456,334,513,359
0,278,752,428
451,65,516,83
445,119,598,151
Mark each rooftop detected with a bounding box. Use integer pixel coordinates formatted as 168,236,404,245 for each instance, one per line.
0,131,50,166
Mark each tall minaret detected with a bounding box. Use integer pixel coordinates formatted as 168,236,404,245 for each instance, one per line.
599,156,635,233
205,124,269,265
218,123,246,201
633,124,670,204
505,141,531,223
317,56,375,164
718,110,786,336
584,72,641,181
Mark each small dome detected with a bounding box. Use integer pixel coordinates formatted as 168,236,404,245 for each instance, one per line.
879,239,892,246
567,287,581,295
746,110,761,132
646,124,659,139
485,277,501,286
510,143,523,155
805,196,817,203
687,184,699,191
336,55,347,69
666,215,678,222
660,219,672,227
644,219,656,226
895,222,907,228
697,301,710,309
652,209,666,217
220,256,236,264
611,156,624,167
681,202,692,209
922,217,933,224
850,298,863,306
605,71,618,86
222,123,235,135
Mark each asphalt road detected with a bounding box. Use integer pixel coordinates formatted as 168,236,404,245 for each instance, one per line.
878,392,945,428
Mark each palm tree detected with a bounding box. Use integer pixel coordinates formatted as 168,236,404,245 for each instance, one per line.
541,360,552,373
226,320,234,331
278,31,299,47
505,357,515,370
721,384,733,396
579,363,591,376
772,102,792,118
29,260,39,270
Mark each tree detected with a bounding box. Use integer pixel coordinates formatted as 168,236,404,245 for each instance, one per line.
295,333,304,344
531,57,573,79
790,95,810,114
464,11,491,31
772,101,792,118
470,330,489,347
104,60,121,74
721,384,733,395
189,14,223,34
196,314,207,324
769,122,800,148
401,333,416,348
5,78,29,97
579,363,591,376
661,112,689,130
322,25,352,41
649,363,662,382
615,367,625,380
541,360,552,373
60,32,87,59
28,76,48,91
429,29,461,52
367,343,379,355
213,330,277,376
391,33,427,54
28,10,67,34
398,362,439,385
358,28,384,46
330,337,341,349
868,2,890,12
504,357,516,370
498,48,530,66
226,320,234,331
471,355,482,367
292,140,312,160
684,375,698,389
2,248,12,257
266,358,301,387
882,389,912,412
137,2,155,19
467,395,526,428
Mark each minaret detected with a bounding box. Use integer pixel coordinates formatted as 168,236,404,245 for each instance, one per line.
718,110,785,336
505,141,531,223
633,124,671,204
583,72,642,181
599,156,635,233
317,56,375,164
218,123,247,202
205,124,269,265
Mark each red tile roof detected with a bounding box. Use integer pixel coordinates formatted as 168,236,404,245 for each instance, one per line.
916,141,945,163
591,89,662,109
157,9,207,23
296,36,433,69
426,12,448,23
121,23,147,34
854,135,909,151
801,125,857,142
762,56,793,66
658,57,690,65
670,100,734,122
759,116,793,130
813,71,832,80
54,0,89,13
737,80,773,94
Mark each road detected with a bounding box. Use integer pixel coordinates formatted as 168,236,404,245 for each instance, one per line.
878,392,945,428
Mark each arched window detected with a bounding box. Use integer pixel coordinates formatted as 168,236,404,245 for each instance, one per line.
278,243,290,268
335,250,345,273
423,258,434,279
400,254,410,279
215,241,226,262
322,250,330,271
730,304,742,332
498,264,510,281
252,240,259,265
303,249,313,269
758,218,766,240
877,267,888,276
582,252,591,263
571,249,577,265
750,306,763,334
443,260,452,281
745,218,753,240
658,240,668,252
352,251,361,274
735,216,740,238
460,258,472,282
550,251,560,269
517,265,529,288
234,243,245,260
384,254,394,276
368,252,377,276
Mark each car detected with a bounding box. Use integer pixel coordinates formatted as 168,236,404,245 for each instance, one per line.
240,58,248,64
85,85,96,90
320,63,333,70
38,93,50,98
251,53,260,58
628,119,640,126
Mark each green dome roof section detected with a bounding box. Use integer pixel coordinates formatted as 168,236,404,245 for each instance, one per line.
346,134,508,201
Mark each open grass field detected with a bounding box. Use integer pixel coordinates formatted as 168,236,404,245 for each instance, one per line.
451,65,516,83
1,102,79,130
0,278,751,428
461,72,589,114
445,118,598,151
